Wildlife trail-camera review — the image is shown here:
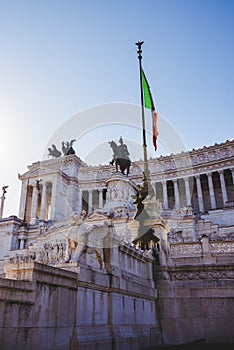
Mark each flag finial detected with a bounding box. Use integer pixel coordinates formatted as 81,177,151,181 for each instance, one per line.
135,41,144,60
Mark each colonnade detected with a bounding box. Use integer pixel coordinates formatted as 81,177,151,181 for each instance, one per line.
79,188,107,214
19,168,233,222
80,168,233,215
19,181,52,224
154,168,233,213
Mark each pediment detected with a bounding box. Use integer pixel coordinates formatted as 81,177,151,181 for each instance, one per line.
19,167,40,180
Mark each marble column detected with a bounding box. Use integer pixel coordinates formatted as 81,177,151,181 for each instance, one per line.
50,179,58,220
30,184,39,224
195,175,204,213
98,188,103,209
231,168,234,187
88,190,93,214
19,239,25,250
162,181,168,209
18,181,28,220
219,170,228,206
207,172,216,209
40,183,47,220
78,189,82,214
173,179,180,208
184,177,192,206
154,183,157,198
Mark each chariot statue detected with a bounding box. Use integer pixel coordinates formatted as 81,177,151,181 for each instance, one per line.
62,139,76,156
48,144,62,158
48,139,76,158
109,137,131,176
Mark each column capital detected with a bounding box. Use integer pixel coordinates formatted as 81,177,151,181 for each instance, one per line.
195,174,201,180
206,172,213,178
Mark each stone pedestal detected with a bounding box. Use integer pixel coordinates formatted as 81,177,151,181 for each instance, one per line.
128,219,140,242
102,172,138,212
132,195,170,265
143,196,162,219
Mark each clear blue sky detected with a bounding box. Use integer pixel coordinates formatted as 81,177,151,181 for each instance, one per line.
0,0,233,217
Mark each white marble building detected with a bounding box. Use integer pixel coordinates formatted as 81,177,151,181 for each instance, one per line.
0,139,233,349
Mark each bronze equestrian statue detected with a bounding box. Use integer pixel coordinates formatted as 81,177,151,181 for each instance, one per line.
109,137,131,176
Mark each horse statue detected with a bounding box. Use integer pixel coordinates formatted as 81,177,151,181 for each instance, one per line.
62,139,76,156
48,144,62,158
109,137,131,176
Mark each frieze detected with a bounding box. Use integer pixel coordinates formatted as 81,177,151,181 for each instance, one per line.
17,140,234,189
170,243,202,257
210,242,234,254
156,268,234,281
8,240,67,265
18,140,234,183
171,270,234,280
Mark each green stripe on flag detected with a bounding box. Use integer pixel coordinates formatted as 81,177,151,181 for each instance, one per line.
141,68,155,110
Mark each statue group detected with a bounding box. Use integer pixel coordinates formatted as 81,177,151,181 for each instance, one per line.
48,139,76,158
109,137,131,176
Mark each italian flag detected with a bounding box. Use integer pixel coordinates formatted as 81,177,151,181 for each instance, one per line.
141,68,159,151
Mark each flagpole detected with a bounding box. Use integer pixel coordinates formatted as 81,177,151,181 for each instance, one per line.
135,41,149,180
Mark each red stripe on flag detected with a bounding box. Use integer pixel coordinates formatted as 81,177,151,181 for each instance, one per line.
152,111,158,151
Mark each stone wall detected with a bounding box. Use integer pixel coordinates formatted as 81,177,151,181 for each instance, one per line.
0,258,160,350
155,263,234,345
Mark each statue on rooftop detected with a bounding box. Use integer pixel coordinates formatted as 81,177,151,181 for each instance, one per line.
48,144,62,158
47,139,76,158
62,139,76,156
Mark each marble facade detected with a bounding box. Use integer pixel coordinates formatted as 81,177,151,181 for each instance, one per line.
0,139,233,349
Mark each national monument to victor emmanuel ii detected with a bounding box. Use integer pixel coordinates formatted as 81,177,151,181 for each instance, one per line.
0,40,233,350
0,135,234,350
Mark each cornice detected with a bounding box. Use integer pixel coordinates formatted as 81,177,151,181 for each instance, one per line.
0,216,23,227
18,140,234,184
19,155,86,181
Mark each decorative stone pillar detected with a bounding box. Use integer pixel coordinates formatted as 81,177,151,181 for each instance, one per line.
18,181,28,220
162,181,168,209
231,168,234,186
98,188,103,209
207,172,216,209
154,183,157,198
219,170,228,207
40,182,47,220
78,189,82,214
50,180,57,221
195,175,204,213
19,239,25,250
184,177,192,206
173,179,180,209
30,184,39,224
103,172,138,212
201,235,215,264
88,190,93,214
